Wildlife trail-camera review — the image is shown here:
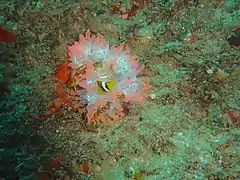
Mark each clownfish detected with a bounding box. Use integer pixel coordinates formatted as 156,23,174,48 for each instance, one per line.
97,79,116,94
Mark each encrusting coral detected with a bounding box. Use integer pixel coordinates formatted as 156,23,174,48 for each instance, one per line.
54,29,150,124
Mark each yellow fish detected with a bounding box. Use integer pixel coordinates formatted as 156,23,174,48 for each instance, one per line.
97,79,116,94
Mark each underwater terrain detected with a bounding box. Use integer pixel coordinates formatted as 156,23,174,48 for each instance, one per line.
0,0,240,179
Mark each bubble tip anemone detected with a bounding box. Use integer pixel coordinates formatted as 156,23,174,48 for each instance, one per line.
68,30,150,124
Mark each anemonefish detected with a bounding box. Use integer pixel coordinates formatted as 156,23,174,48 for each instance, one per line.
97,79,116,94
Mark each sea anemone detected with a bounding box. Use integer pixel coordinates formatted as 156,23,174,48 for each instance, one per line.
68,30,150,124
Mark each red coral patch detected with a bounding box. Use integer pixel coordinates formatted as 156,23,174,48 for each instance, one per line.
0,28,16,43
55,63,70,83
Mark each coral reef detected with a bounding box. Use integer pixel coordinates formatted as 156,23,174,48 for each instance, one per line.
1,0,239,179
